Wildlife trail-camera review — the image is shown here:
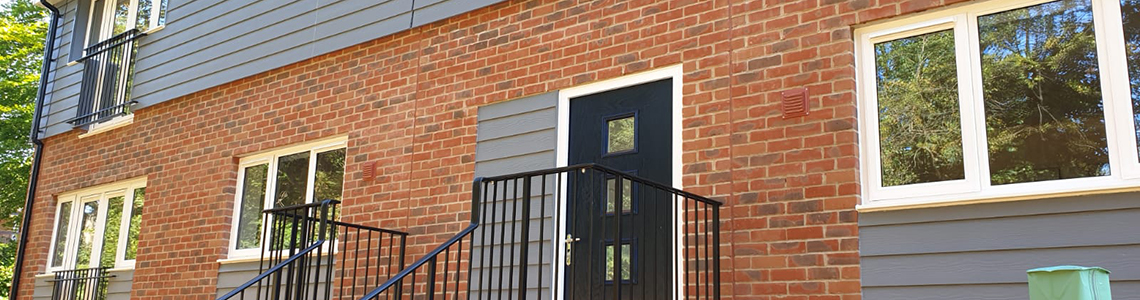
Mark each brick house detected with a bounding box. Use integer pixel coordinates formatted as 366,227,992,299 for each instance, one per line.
13,0,1140,299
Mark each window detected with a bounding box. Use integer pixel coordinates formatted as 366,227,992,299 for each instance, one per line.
230,138,347,257
88,0,167,44
48,178,146,271
605,114,636,154
857,0,1140,206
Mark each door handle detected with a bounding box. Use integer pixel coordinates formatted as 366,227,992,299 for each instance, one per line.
564,234,581,266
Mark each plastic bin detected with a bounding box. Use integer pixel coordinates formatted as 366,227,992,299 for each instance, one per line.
1028,265,1112,300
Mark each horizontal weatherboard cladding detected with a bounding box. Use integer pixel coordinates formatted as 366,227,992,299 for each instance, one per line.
860,192,1140,300
39,0,508,138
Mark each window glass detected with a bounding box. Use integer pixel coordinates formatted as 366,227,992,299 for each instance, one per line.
75,200,100,269
237,164,268,250
604,243,632,281
874,29,965,186
605,177,632,214
606,116,635,153
157,0,168,26
135,0,152,30
980,0,1109,185
125,188,144,260
1122,0,1140,160
100,196,124,268
112,0,130,35
314,149,346,203
51,202,73,268
274,152,310,207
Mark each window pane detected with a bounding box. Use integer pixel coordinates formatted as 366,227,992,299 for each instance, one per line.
314,149,346,203
979,0,1109,185
274,152,310,207
157,0,167,26
874,29,965,186
605,244,632,281
607,116,635,153
135,0,152,30
100,196,124,268
125,188,144,260
237,164,268,250
75,200,100,269
1122,0,1140,160
51,202,72,268
112,0,130,35
605,178,632,213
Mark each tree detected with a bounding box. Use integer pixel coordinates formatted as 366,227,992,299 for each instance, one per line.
0,0,46,298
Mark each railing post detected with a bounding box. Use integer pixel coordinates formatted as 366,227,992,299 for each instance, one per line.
712,205,721,300
517,176,532,300
426,256,438,300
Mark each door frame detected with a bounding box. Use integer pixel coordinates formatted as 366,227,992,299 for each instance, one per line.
554,64,684,300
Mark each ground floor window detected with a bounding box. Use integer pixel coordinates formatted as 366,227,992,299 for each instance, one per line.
857,0,1140,206
229,137,346,258
48,178,146,271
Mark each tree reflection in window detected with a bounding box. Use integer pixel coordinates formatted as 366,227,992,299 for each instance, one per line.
875,29,965,186
980,0,1109,185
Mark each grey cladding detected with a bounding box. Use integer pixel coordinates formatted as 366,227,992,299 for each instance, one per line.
39,0,508,138
860,193,1140,299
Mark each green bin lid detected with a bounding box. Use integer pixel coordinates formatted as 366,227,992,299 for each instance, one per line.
1027,265,1110,274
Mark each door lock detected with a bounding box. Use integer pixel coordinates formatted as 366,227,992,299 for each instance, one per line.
564,234,581,266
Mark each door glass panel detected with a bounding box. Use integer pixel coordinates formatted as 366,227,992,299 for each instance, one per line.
237,164,268,250
979,0,1109,185
604,243,632,282
874,29,965,186
606,116,635,153
112,0,131,35
1121,0,1140,160
75,200,100,269
125,188,144,260
314,148,346,203
100,196,124,268
135,0,152,30
605,177,632,214
274,152,310,207
51,202,73,268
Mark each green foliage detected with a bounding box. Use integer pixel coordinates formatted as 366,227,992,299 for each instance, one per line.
0,0,45,298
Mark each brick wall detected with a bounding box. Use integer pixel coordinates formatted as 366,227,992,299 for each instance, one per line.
19,0,980,299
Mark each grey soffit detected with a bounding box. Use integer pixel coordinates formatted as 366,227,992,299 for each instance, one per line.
40,0,509,138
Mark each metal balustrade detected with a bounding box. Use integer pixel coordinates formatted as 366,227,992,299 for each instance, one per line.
361,164,722,300
69,29,145,126
48,267,113,300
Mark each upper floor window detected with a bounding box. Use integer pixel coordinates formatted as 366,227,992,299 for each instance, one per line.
857,0,1140,207
88,0,167,43
48,178,146,271
230,138,347,258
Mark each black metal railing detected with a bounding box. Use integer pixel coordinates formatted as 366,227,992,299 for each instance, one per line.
69,29,145,126
48,267,114,300
361,164,722,300
217,200,409,300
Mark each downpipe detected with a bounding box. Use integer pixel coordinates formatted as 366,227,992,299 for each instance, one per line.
10,0,60,298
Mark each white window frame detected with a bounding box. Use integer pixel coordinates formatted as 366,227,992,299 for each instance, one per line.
228,137,348,259
46,177,146,272
856,0,1140,209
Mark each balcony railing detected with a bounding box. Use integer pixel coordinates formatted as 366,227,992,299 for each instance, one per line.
47,267,114,300
69,29,145,126
218,200,409,300
361,164,723,300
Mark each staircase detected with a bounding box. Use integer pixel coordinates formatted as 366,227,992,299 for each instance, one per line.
217,200,408,300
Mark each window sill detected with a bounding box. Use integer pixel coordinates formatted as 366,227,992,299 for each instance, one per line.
858,180,1140,212
143,25,164,35
78,114,133,139
217,256,264,265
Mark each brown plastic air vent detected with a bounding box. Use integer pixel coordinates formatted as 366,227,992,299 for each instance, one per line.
362,161,376,181
781,87,809,118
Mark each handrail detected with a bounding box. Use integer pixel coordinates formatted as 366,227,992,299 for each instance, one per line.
77,29,145,62
216,241,326,300
359,163,723,300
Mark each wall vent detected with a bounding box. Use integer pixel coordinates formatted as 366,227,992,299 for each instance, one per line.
362,161,375,181
781,87,810,118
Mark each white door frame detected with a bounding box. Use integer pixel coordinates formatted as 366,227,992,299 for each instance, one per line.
553,64,685,299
